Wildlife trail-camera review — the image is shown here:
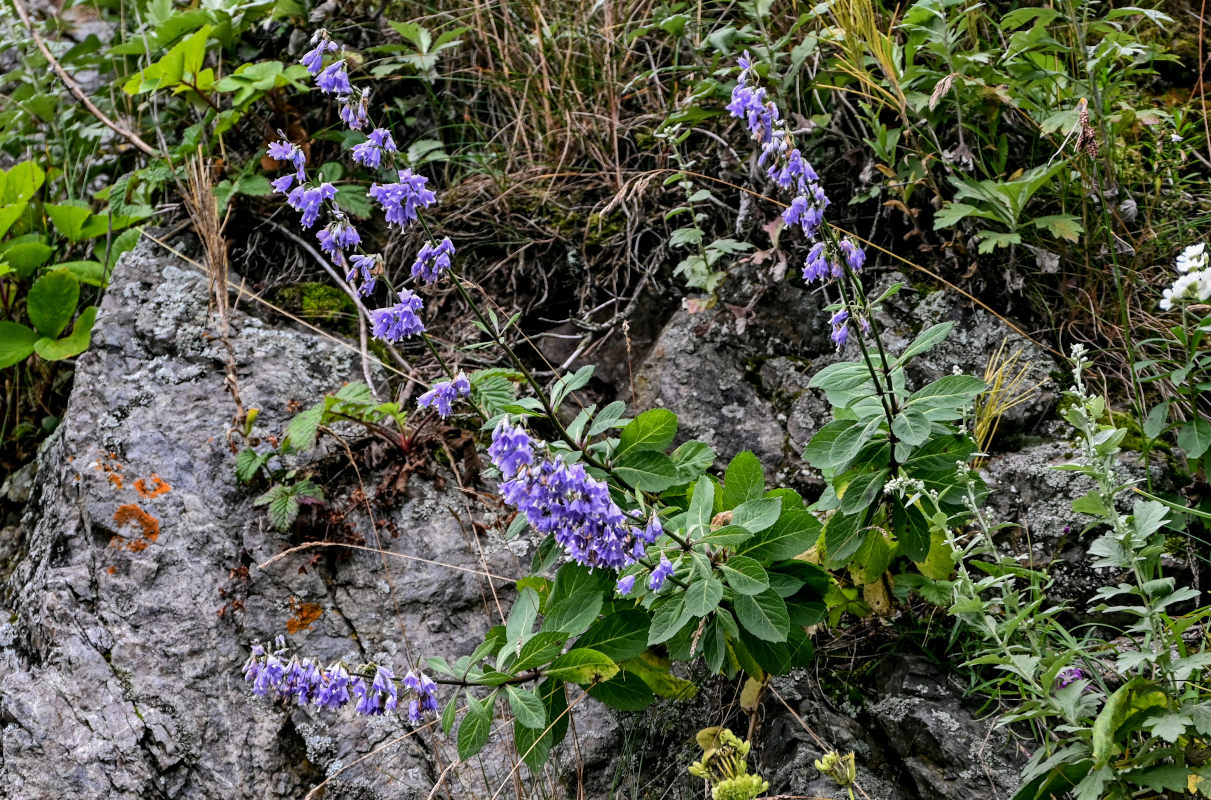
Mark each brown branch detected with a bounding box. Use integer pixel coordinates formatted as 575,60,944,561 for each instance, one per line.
10,0,163,159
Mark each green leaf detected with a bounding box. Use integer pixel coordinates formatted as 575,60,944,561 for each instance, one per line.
587,670,654,710
684,576,724,617
235,449,269,483
511,631,569,673
55,261,107,287
671,440,716,480
538,678,570,742
1179,418,1211,459
933,201,980,229
0,161,45,205
1033,214,1084,243
804,420,858,469
0,203,27,241
824,512,866,567
696,524,755,549
504,685,546,730
4,242,53,279
612,449,682,491
719,555,770,595
282,404,323,453
544,648,619,685
893,501,932,562
441,697,458,736
905,375,986,410
840,469,887,515
895,322,954,365
648,594,692,645
828,421,873,471
891,408,932,447
1072,490,1111,518
574,609,649,662
45,203,92,243
506,587,541,645
722,451,764,509
27,270,81,339
734,589,790,642
33,305,97,362
457,694,493,760
849,531,892,584
615,409,677,459
1143,402,1169,439
738,508,822,562
622,652,698,698
543,590,603,636
1146,712,1193,744
731,497,782,533
513,719,551,771
1092,681,1134,767
0,322,39,368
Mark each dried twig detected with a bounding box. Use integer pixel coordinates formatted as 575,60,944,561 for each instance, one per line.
11,0,162,159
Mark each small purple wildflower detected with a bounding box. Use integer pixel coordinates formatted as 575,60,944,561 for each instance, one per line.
317,218,361,261
370,290,426,342
339,98,369,131
347,253,379,296
286,182,337,229
316,60,352,95
830,309,849,349
489,420,534,478
267,138,307,181
301,34,340,75
352,128,397,169
839,238,866,271
616,574,636,595
411,237,455,284
648,555,675,591
803,242,828,284
368,169,436,228
1057,666,1085,688
417,372,472,418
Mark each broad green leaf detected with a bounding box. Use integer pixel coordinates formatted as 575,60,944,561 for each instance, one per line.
823,511,866,567
587,670,654,710
684,576,724,617
1179,418,1211,459
574,609,649,662
4,241,53,279
722,451,764,508
45,203,92,243
1142,402,1169,439
734,589,790,642
615,408,677,459
933,201,980,229
895,322,954,365
1092,681,1134,766
457,695,493,760
804,420,858,469
0,203,26,240
514,719,552,771
0,322,38,368
694,524,754,548
671,440,716,479
905,375,986,411
648,594,692,645
738,508,822,561
849,531,892,584
828,421,873,471
839,469,887,515
731,497,782,533
893,501,932,562
538,678,570,743
282,404,323,453
54,261,107,287
613,449,681,491
543,590,602,636
543,648,619,685
27,270,80,339
0,161,45,204
891,408,932,447
719,555,770,595
504,685,546,730
33,305,98,362
622,652,698,698
1033,214,1084,242
506,587,541,644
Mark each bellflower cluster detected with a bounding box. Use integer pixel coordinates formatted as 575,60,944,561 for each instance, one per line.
489,420,661,570
417,373,471,418
301,32,340,75
317,217,361,264
371,290,426,342
347,253,379,296
1160,242,1211,310
648,554,675,591
727,53,868,291
286,182,338,229
411,237,456,284
369,170,437,228
829,310,850,349
243,644,438,724
352,128,397,169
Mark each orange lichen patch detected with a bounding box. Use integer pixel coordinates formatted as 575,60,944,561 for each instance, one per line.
112,503,161,552
93,453,126,489
285,599,323,634
105,565,117,575
134,474,172,499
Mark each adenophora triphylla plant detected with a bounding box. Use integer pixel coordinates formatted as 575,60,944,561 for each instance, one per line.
240,40,992,774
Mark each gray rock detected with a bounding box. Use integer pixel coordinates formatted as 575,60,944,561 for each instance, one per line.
0,238,605,799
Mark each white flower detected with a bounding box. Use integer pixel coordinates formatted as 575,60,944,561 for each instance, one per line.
1176,242,1207,274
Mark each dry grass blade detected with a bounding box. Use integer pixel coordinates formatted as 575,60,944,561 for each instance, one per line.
973,340,1044,467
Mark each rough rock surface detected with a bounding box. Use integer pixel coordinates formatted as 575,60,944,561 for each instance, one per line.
0,238,615,799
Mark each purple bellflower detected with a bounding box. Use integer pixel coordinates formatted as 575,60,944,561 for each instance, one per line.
370,290,426,342
417,372,472,418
